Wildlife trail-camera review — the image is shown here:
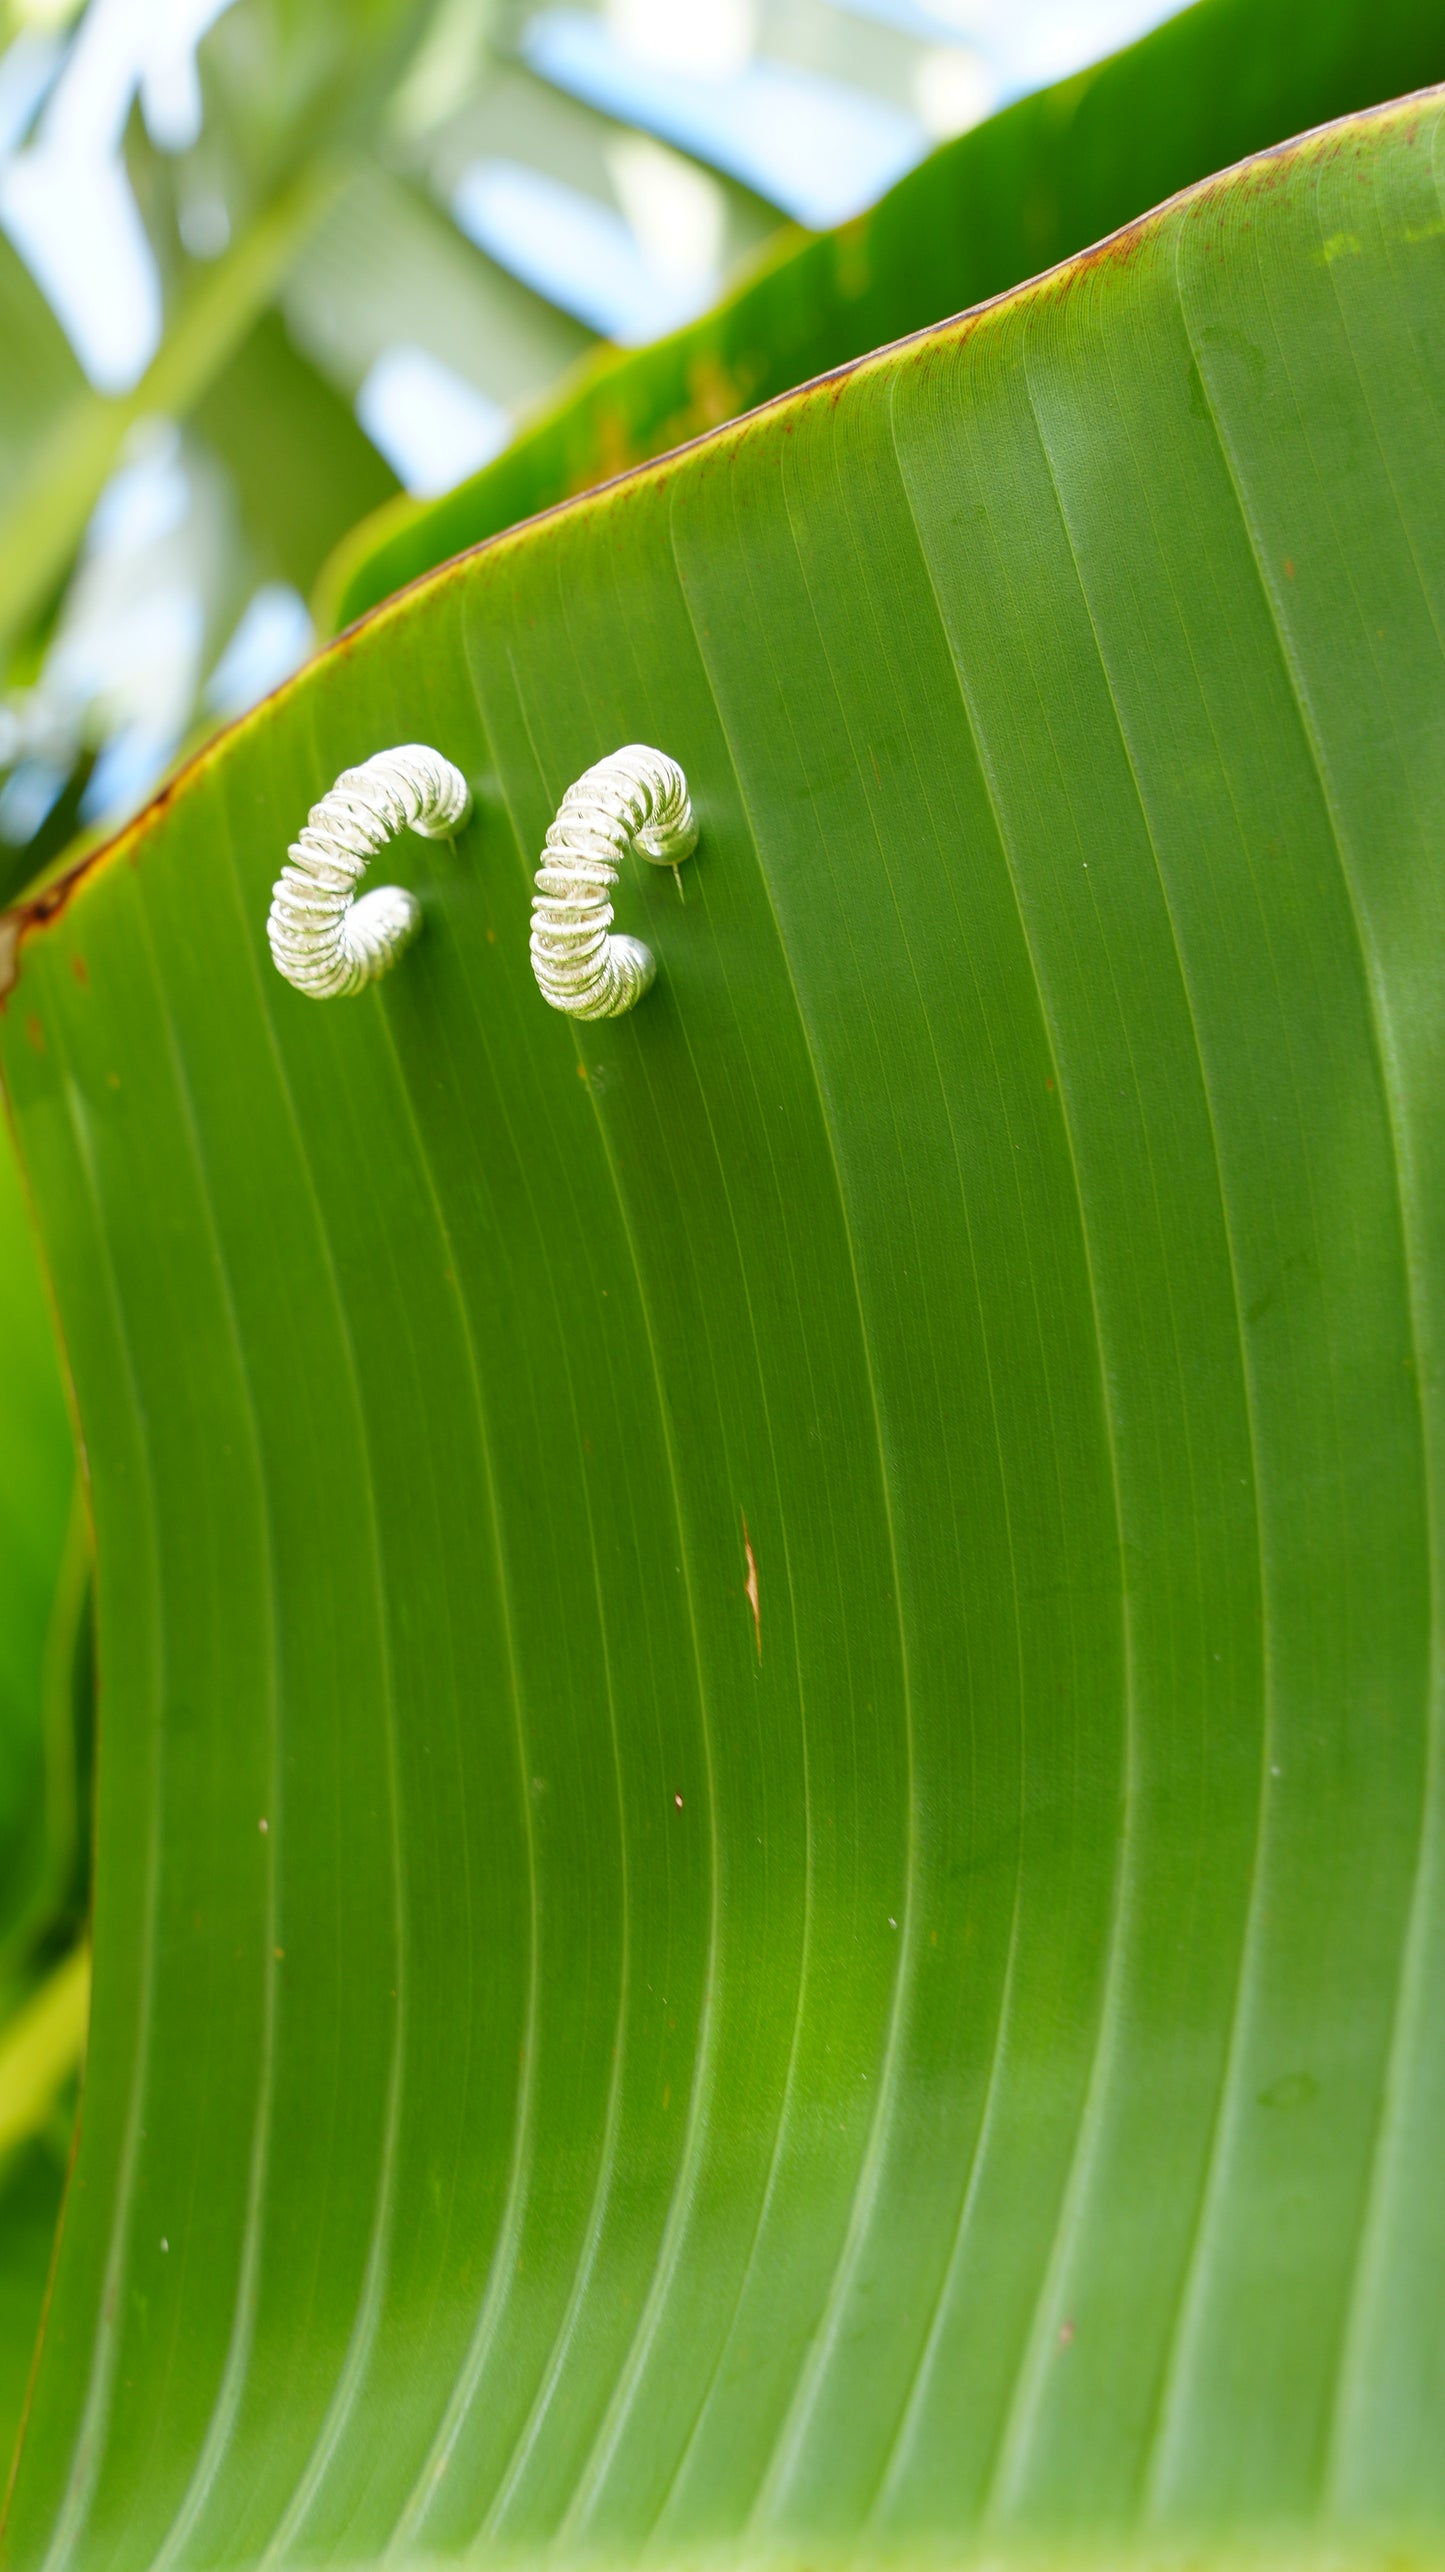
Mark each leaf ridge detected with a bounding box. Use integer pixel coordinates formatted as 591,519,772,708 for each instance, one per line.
194,823,408,2564
32,1039,167,2572
132,871,283,2572
554,632,829,2541
1173,174,1443,2502
999,283,1273,2524
1121,209,1414,2516
651,470,916,2534
391,649,718,2546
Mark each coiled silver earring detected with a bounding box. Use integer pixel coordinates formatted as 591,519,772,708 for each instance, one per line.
530,745,697,1019
268,745,471,998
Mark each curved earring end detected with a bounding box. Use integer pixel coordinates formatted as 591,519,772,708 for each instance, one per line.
269,744,469,999
633,801,698,871
346,884,423,983
530,745,695,1021
606,933,658,1011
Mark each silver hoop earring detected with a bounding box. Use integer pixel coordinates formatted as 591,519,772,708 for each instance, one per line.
530,745,696,1020
268,745,471,998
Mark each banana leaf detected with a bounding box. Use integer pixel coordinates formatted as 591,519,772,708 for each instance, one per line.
324,0,1445,630
4,85,1445,2568
0,1091,85,2481
190,313,402,602
0,1130,74,1968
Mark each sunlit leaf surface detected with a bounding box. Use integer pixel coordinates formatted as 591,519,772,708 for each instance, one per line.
327,0,1445,628
4,89,1445,2566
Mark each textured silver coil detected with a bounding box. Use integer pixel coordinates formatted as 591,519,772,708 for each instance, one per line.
530,744,697,1020
268,744,471,999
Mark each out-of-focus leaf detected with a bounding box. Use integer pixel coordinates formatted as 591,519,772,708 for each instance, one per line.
5,86,1445,2571
0,1483,92,1999
0,760,91,925
0,1955,88,2484
323,0,1445,627
0,0,490,668
0,1111,84,2494
0,1120,76,1963
283,161,591,421
0,158,345,660
0,237,86,515
412,56,778,279
192,313,400,598
0,1953,88,2165
185,0,460,209
0,2140,67,2489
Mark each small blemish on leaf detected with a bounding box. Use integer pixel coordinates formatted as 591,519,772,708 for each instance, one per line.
1260,2070,1317,2110
742,1513,761,1661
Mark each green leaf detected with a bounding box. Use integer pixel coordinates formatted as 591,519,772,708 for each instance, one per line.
279,162,593,421
0,238,88,520
0,1953,90,2165
0,0,486,716
324,0,1445,632
0,1126,79,1966
0,2139,66,2487
191,311,402,601
0,1108,86,2499
5,84,1445,2564
0,159,346,659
